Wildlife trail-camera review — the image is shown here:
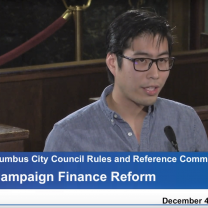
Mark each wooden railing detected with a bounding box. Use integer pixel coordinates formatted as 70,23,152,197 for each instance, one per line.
194,105,208,136
0,124,29,151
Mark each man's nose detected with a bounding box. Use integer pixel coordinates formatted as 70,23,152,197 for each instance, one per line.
147,61,159,79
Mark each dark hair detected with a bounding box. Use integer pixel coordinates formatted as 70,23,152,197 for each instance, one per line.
106,9,175,83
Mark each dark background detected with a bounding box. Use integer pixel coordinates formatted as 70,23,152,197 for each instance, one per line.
0,0,168,69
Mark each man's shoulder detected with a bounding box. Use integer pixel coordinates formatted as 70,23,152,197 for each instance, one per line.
44,99,111,151
156,97,195,115
55,100,102,129
157,97,193,109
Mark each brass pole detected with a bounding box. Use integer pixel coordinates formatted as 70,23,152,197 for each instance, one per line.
62,0,92,61
73,8,82,61
62,9,73,21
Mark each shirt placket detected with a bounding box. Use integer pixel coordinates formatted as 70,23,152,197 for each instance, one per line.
112,113,139,151
139,114,150,151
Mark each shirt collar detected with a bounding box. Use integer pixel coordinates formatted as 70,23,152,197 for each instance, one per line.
99,84,156,120
100,84,115,120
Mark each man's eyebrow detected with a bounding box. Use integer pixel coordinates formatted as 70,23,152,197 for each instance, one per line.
157,51,169,56
133,51,149,56
133,51,169,56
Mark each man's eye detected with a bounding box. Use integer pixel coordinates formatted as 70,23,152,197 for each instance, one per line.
159,58,167,62
137,58,145,62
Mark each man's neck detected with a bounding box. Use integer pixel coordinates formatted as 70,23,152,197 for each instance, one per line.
106,92,148,122
106,91,148,143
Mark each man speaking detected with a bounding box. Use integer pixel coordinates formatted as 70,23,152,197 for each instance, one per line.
44,9,208,152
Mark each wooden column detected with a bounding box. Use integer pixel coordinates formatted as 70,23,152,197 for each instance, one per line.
190,0,205,50
168,0,190,52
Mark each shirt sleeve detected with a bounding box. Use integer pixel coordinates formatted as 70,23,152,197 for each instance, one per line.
193,109,208,151
43,124,72,152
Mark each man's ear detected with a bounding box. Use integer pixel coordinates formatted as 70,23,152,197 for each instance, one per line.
106,53,117,76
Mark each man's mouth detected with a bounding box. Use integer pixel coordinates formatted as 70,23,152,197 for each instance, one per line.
143,86,159,95
145,87,157,91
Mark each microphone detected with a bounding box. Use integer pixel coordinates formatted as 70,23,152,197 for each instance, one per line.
164,126,179,152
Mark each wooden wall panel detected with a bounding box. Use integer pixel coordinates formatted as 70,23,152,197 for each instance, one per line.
160,62,208,106
0,80,42,151
0,50,208,151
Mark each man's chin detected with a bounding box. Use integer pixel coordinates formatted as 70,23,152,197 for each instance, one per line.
138,97,158,107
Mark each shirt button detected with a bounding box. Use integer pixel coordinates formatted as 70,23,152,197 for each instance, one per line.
114,114,117,118
128,132,132,136
111,119,114,123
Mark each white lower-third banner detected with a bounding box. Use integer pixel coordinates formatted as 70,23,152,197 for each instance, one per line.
0,189,208,205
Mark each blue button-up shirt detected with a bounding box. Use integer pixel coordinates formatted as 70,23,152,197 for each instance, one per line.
44,85,208,152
